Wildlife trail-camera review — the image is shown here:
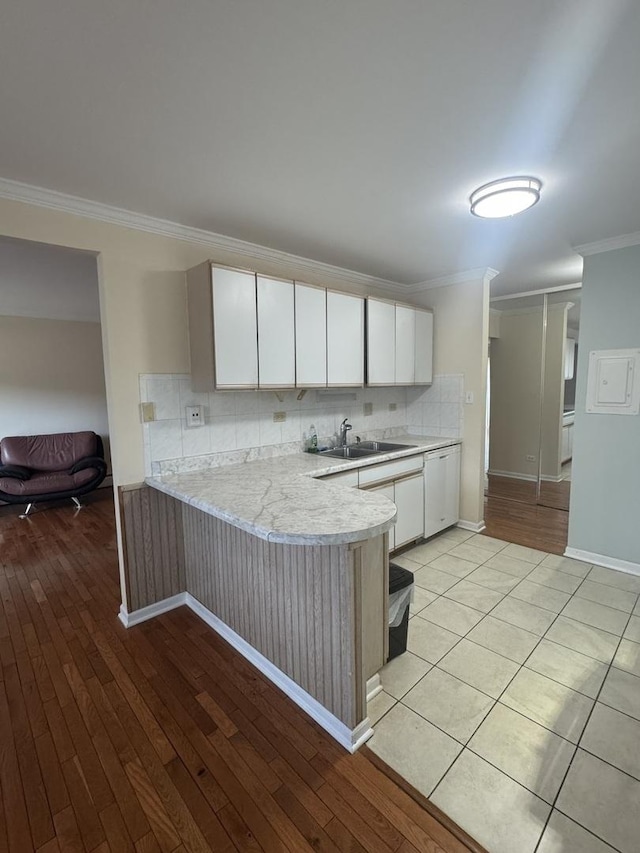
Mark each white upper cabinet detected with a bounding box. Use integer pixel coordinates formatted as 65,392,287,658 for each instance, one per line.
395,305,416,384
327,291,364,387
415,308,434,385
295,283,327,387
257,276,295,388
365,299,433,386
366,298,396,385
212,266,258,389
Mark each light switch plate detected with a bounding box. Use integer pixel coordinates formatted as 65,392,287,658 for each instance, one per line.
364,402,373,416
273,411,286,423
140,402,155,423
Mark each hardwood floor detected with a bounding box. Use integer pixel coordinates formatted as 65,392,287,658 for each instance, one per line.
0,492,481,853
482,494,569,554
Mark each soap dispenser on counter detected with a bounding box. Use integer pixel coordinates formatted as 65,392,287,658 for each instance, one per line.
306,424,318,453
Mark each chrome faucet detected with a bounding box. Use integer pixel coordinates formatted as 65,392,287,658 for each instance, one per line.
339,418,352,447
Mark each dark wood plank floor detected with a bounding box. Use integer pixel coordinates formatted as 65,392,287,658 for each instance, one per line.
0,492,482,853
482,494,569,554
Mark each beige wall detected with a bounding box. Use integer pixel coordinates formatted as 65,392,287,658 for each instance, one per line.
489,307,544,479
0,315,110,461
415,275,490,526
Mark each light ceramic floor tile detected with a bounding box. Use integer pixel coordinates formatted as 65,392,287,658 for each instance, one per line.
465,565,521,593
587,565,640,594
576,579,637,613
403,667,494,743
556,749,640,853
545,616,620,664
624,614,640,643
526,639,608,699
431,750,551,853
581,702,640,781
491,597,557,636
465,533,509,554
407,615,460,664
612,638,640,677
368,703,461,797
466,616,540,664
537,810,617,853
501,668,594,744
485,553,536,579
404,539,451,564
446,542,494,566
635,597,640,616
367,690,397,725
509,579,571,614
444,580,504,614
379,651,432,699
438,639,520,698
409,586,438,615
527,565,583,594
597,667,640,721
389,554,424,573
468,703,575,803
420,596,484,636
435,528,475,545
540,554,591,578
428,552,480,578
501,543,548,565
562,598,628,636
412,565,459,594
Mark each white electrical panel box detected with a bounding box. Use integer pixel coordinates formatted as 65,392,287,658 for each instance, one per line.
586,348,640,415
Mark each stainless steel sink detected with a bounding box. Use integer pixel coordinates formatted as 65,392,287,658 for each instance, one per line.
356,441,418,452
318,446,381,459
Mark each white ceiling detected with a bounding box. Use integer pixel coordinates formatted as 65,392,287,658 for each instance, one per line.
1,0,639,295
0,236,100,322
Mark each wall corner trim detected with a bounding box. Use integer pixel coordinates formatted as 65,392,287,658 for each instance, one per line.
118,593,186,628
564,548,640,578
574,231,640,257
456,519,486,533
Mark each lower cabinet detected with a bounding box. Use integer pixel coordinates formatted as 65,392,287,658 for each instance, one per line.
393,473,425,548
424,445,461,538
369,482,396,551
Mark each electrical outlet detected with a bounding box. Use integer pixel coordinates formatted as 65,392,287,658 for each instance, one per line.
526,454,536,462
140,402,155,423
388,402,397,411
273,411,286,423
185,405,204,427
363,402,373,416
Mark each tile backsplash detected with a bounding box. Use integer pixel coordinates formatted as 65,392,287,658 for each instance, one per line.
140,373,464,476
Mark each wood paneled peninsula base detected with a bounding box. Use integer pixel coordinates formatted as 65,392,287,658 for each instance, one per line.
119,451,407,751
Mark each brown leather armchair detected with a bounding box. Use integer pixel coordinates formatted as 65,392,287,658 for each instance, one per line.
0,431,107,517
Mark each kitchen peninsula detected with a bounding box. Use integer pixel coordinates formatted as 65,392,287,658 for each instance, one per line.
119,435,460,750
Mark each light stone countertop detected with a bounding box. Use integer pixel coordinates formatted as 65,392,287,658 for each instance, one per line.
146,434,460,545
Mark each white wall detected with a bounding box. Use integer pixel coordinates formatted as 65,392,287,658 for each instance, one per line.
0,236,109,464
0,316,110,456
568,244,640,567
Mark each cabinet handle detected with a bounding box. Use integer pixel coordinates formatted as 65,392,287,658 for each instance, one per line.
439,455,448,459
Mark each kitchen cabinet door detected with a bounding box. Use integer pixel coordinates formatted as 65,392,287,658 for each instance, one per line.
257,276,295,388
295,283,327,387
394,473,425,547
366,298,395,385
369,482,396,551
212,266,258,389
326,291,364,386
395,305,416,384
415,309,434,384
424,446,460,538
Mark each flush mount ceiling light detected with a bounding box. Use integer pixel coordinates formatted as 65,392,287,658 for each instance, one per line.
470,176,542,218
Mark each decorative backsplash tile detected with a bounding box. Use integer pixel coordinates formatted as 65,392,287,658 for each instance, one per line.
140,373,464,476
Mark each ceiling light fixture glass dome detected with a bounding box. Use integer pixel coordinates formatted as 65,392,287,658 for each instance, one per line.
470,176,542,218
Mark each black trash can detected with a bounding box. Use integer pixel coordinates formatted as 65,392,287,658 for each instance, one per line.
388,562,414,661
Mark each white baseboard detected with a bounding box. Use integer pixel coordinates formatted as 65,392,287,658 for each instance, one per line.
118,592,186,628
564,548,640,577
457,519,486,533
488,469,537,482
366,673,383,703
121,591,374,751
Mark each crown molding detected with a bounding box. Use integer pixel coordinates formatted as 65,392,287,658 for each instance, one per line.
407,266,500,292
0,176,408,294
574,231,640,257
